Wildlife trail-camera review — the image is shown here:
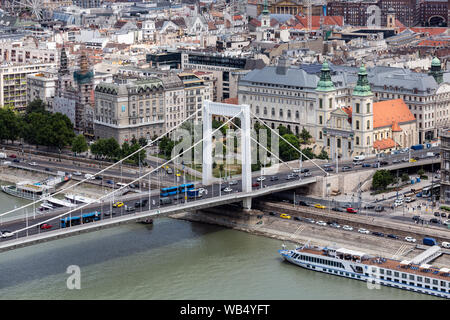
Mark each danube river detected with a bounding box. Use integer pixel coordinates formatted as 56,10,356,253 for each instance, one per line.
0,187,438,300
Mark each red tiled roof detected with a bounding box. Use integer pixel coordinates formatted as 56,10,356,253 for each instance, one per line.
398,27,448,36
233,15,243,21
373,99,415,128
294,15,344,28
417,40,450,47
391,121,402,132
374,138,399,150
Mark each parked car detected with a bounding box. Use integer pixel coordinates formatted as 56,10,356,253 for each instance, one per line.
434,212,441,217
268,211,276,216
342,225,353,231
387,234,399,240
8,154,16,158
364,204,375,209
362,163,371,168
332,207,345,212
375,205,384,212
380,161,389,166
297,201,308,206
441,212,447,218
372,231,385,237
314,204,326,209
342,166,352,172
358,228,370,234
13,159,19,163
405,236,416,243
293,216,302,221
330,223,341,229
429,218,440,224
304,218,315,224
280,213,291,220
316,220,327,226
346,207,358,214
324,167,334,172
73,171,82,176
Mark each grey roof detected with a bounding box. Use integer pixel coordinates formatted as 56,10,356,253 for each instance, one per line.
240,65,318,88
443,72,450,83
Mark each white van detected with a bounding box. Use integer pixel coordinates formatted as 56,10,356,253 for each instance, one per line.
441,242,450,249
353,155,365,162
84,173,94,180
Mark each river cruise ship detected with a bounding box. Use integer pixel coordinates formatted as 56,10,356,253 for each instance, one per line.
279,243,450,299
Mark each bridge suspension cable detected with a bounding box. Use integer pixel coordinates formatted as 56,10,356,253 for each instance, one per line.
250,112,329,176
10,111,243,237
0,107,203,219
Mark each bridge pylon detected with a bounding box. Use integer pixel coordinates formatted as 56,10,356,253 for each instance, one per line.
202,100,252,209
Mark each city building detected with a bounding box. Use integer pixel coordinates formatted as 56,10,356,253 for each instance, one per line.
0,62,56,111
440,130,450,204
94,78,166,144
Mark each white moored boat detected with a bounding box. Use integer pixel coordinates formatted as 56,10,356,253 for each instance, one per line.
279,243,450,299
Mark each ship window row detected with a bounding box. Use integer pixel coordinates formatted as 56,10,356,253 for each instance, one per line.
380,269,448,286
294,254,344,269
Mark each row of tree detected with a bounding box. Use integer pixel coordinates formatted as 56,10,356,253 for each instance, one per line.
89,137,147,165
0,99,75,151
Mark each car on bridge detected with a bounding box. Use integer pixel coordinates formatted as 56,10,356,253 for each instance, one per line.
29,162,38,166
252,182,260,187
324,166,334,172
280,213,291,219
314,204,326,209
9,154,16,158
256,176,266,182
286,174,295,180
39,223,52,230
113,201,124,208
304,172,312,177
270,176,279,181
229,180,238,185
0,230,14,238
135,199,148,208
409,158,417,163
125,206,135,212
223,187,232,193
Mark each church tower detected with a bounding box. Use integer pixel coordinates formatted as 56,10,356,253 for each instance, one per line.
315,60,336,143
428,57,443,84
351,63,373,156
261,0,271,29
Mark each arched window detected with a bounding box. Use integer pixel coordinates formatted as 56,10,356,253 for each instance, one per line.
356,136,360,145
367,136,370,145
264,107,267,115
287,110,291,118
256,105,260,114
295,110,299,119
367,120,370,130
279,109,283,118
319,131,323,139
356,120,360,130
271,108,275,116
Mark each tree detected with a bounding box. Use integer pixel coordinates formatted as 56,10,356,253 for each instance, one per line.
417,169,425,176
301,147,314,161
279,134,300,161
299,128,312,144
277,125,291,136
0,107,22,144
316,150,329,160
401,173,410,182
372,170,394,191
71,134,88,155
25,98,48,115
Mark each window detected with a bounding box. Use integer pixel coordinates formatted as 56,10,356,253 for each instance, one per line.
367,120,370,130
329,98,332,109
367,103,370,113
319,98,323,109
356,137,360,145
356,120,360,130
356,103,360,113
319,115,323,125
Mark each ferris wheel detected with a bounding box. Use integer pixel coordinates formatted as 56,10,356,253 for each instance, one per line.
3,0,44,20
